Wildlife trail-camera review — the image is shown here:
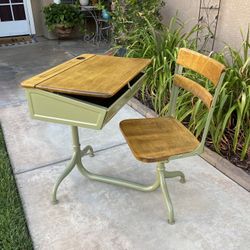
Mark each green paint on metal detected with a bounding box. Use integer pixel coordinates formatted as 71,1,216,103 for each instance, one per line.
168,65,182,117
26,88,106,130
164,169,186,183
200,72,226,148
157,162,175,224
52,152,77,204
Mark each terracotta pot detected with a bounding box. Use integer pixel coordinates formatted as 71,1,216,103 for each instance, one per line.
55,25,72,38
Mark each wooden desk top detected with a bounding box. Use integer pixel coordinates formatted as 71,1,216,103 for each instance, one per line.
21,54,151,98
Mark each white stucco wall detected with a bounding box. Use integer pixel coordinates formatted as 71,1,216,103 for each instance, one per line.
161,0,250,51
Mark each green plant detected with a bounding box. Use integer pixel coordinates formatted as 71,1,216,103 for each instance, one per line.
112,0,164,46
210,29,250,159
126,15,200,113
169,28,250,160
0,126,33,249
124,13,249,160
43,3,84,31
95,0,105,10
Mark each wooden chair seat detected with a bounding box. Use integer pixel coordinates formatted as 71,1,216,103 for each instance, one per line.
120,117,200,163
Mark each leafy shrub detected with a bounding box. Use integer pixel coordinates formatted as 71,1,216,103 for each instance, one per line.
111,0,164,46
173,29,250,160
120,13,249,160
206,30,249,159
43,3,84,31
126,16,200,113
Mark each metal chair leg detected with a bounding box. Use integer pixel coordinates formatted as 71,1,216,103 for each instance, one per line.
157,162,175,224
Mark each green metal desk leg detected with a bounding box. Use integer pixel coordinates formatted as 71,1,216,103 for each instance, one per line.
52,126,94,204
157,162,175,224
52,153,77,204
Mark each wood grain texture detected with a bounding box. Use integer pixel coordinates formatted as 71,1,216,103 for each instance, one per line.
173,74,213,108
22,55,151,98
21,54,95,88
177,48,225,85
120,117,200,163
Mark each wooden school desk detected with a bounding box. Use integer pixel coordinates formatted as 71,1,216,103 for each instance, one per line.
21,54,153,203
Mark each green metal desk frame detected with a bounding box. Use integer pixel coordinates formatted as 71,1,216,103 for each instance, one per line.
52,125,186,225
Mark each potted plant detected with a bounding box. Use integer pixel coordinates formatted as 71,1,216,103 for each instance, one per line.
43,3,84,38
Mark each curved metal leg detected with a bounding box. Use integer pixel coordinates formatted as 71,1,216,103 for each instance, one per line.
52,153,77,204
164,170,186,183
158,163,175,224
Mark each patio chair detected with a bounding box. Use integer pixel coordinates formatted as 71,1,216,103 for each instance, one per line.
120,48,226,224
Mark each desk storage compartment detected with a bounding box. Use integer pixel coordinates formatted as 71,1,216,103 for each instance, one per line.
25,73,146,129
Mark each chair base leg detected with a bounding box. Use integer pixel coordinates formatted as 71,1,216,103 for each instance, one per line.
164,169,186,183
157,162,175,224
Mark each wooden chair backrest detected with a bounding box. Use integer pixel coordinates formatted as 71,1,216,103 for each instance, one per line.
173,48,225,109
169,48,226,151
176,48,225,86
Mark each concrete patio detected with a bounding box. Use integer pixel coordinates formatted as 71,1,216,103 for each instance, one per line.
0,38,250,250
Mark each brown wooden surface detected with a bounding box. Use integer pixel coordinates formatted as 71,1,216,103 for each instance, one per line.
21,54,151,98
177,48,225,85
21,54,95,88
173,74,213,108
120,117,200,163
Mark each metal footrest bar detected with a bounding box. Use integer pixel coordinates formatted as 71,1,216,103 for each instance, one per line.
76,160,160,192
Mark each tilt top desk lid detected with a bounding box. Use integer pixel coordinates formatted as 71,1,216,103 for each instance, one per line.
21,54,151,98
21,54,151,130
